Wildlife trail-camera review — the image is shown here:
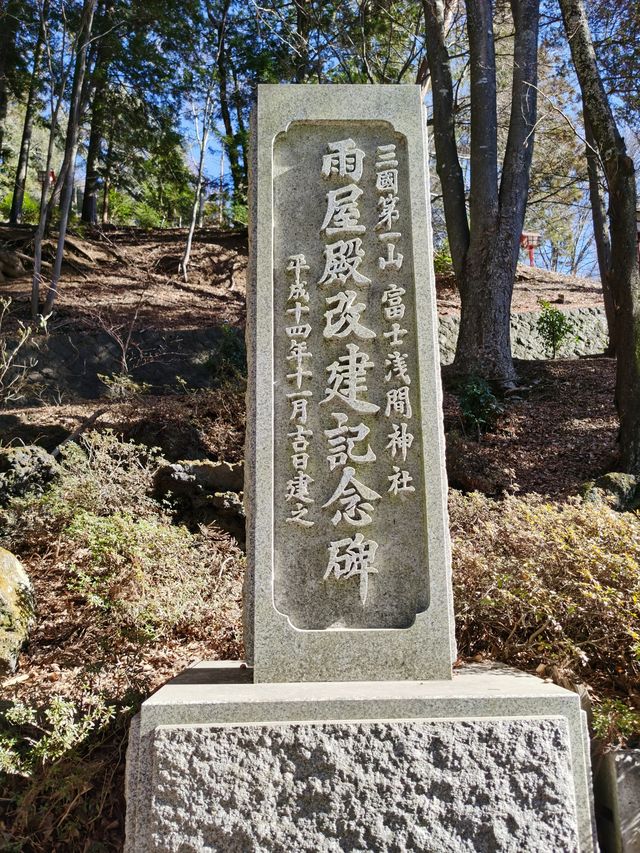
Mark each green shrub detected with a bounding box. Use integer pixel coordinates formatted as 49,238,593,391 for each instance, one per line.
48,431,162,519
0,192,40,224
433,241,453,274
456,376,504,440
536,300,575,358
3,431,164,550
66,510,227,641
0,699,128,850
450,491,640,745
0,696,115,778
133,201,162,229
107,189,135,225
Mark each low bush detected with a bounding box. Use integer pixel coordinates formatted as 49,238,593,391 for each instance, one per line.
1,430,244,850
455,375,504,440
536,300,575,358
6,431,163,540
66,510,232,642
0,192,40,224
450,491,640,745
0,701,127,850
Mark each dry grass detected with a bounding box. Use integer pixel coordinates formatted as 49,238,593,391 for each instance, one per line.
0,433,244,851
450,490,640,746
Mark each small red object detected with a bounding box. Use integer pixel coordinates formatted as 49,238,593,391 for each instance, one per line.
520,231,541,267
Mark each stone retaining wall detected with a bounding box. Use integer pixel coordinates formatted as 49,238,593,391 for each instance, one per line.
438,307,608,365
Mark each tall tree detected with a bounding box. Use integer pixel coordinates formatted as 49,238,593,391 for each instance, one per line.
9,0,48,224
80,0,115,223
31,0,98,318
0,0,25,167
423,0,541,386
559,0,640,472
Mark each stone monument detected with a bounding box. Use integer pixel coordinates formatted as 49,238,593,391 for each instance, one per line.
125,85,596,852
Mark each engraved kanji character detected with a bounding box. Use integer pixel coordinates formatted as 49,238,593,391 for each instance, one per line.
285,471,314,504
382,283,406,321
323,290,375,340
378,243,404,271
286,255,309,290
375,195,400,231
383,323,408,346
321,138,365,182
324,412,376,471
285,324,312,339
288,424,312,453
325,533,379,605
385,386,412,419
386,423,414,461
322,343,380,414
384,304,405,321
288,390,312,424
287,301,309,324
318,238,370,287
321,184,365,235
377,231,401,241
288,281,309,303
291,452,310,471
323,466,381,526
286,340,313,389
385,351,411,385
388,466,415,495
376,144,397,167
286,502,314,528
376,169,398,194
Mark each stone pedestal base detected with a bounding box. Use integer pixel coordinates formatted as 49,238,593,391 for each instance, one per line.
125,663,595,852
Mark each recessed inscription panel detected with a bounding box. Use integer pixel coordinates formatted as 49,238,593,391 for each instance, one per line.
273,121,428,630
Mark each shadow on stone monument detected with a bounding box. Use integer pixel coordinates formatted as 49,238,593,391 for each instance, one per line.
125,85,596,852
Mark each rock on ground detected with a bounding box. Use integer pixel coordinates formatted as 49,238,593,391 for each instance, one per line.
0,445,59,507
0,547,36,674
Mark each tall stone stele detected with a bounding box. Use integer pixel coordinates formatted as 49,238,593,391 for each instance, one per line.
125,85,596,852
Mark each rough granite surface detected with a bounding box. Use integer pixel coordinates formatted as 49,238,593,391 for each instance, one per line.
146,718,579,853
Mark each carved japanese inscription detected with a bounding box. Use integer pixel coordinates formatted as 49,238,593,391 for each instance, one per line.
273,121,428,630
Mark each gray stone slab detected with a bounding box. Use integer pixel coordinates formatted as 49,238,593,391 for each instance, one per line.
596,749,640,852
616,751,640,852
126,662,595,852
145,717,577,853
246,84,454,683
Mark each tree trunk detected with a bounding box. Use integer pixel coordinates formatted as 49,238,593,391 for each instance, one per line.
9,3,47,224
100,120,115,224
424,0,540,387
559,0,640,473
212,0,244,207
38,0,97,317
454,0,539,386
584,114,615,354
180,91,212,282
0,0,20,165
421,0,469,283
295,0,311,83
81,0,114,224
82,88,105,224
230,64,248,187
